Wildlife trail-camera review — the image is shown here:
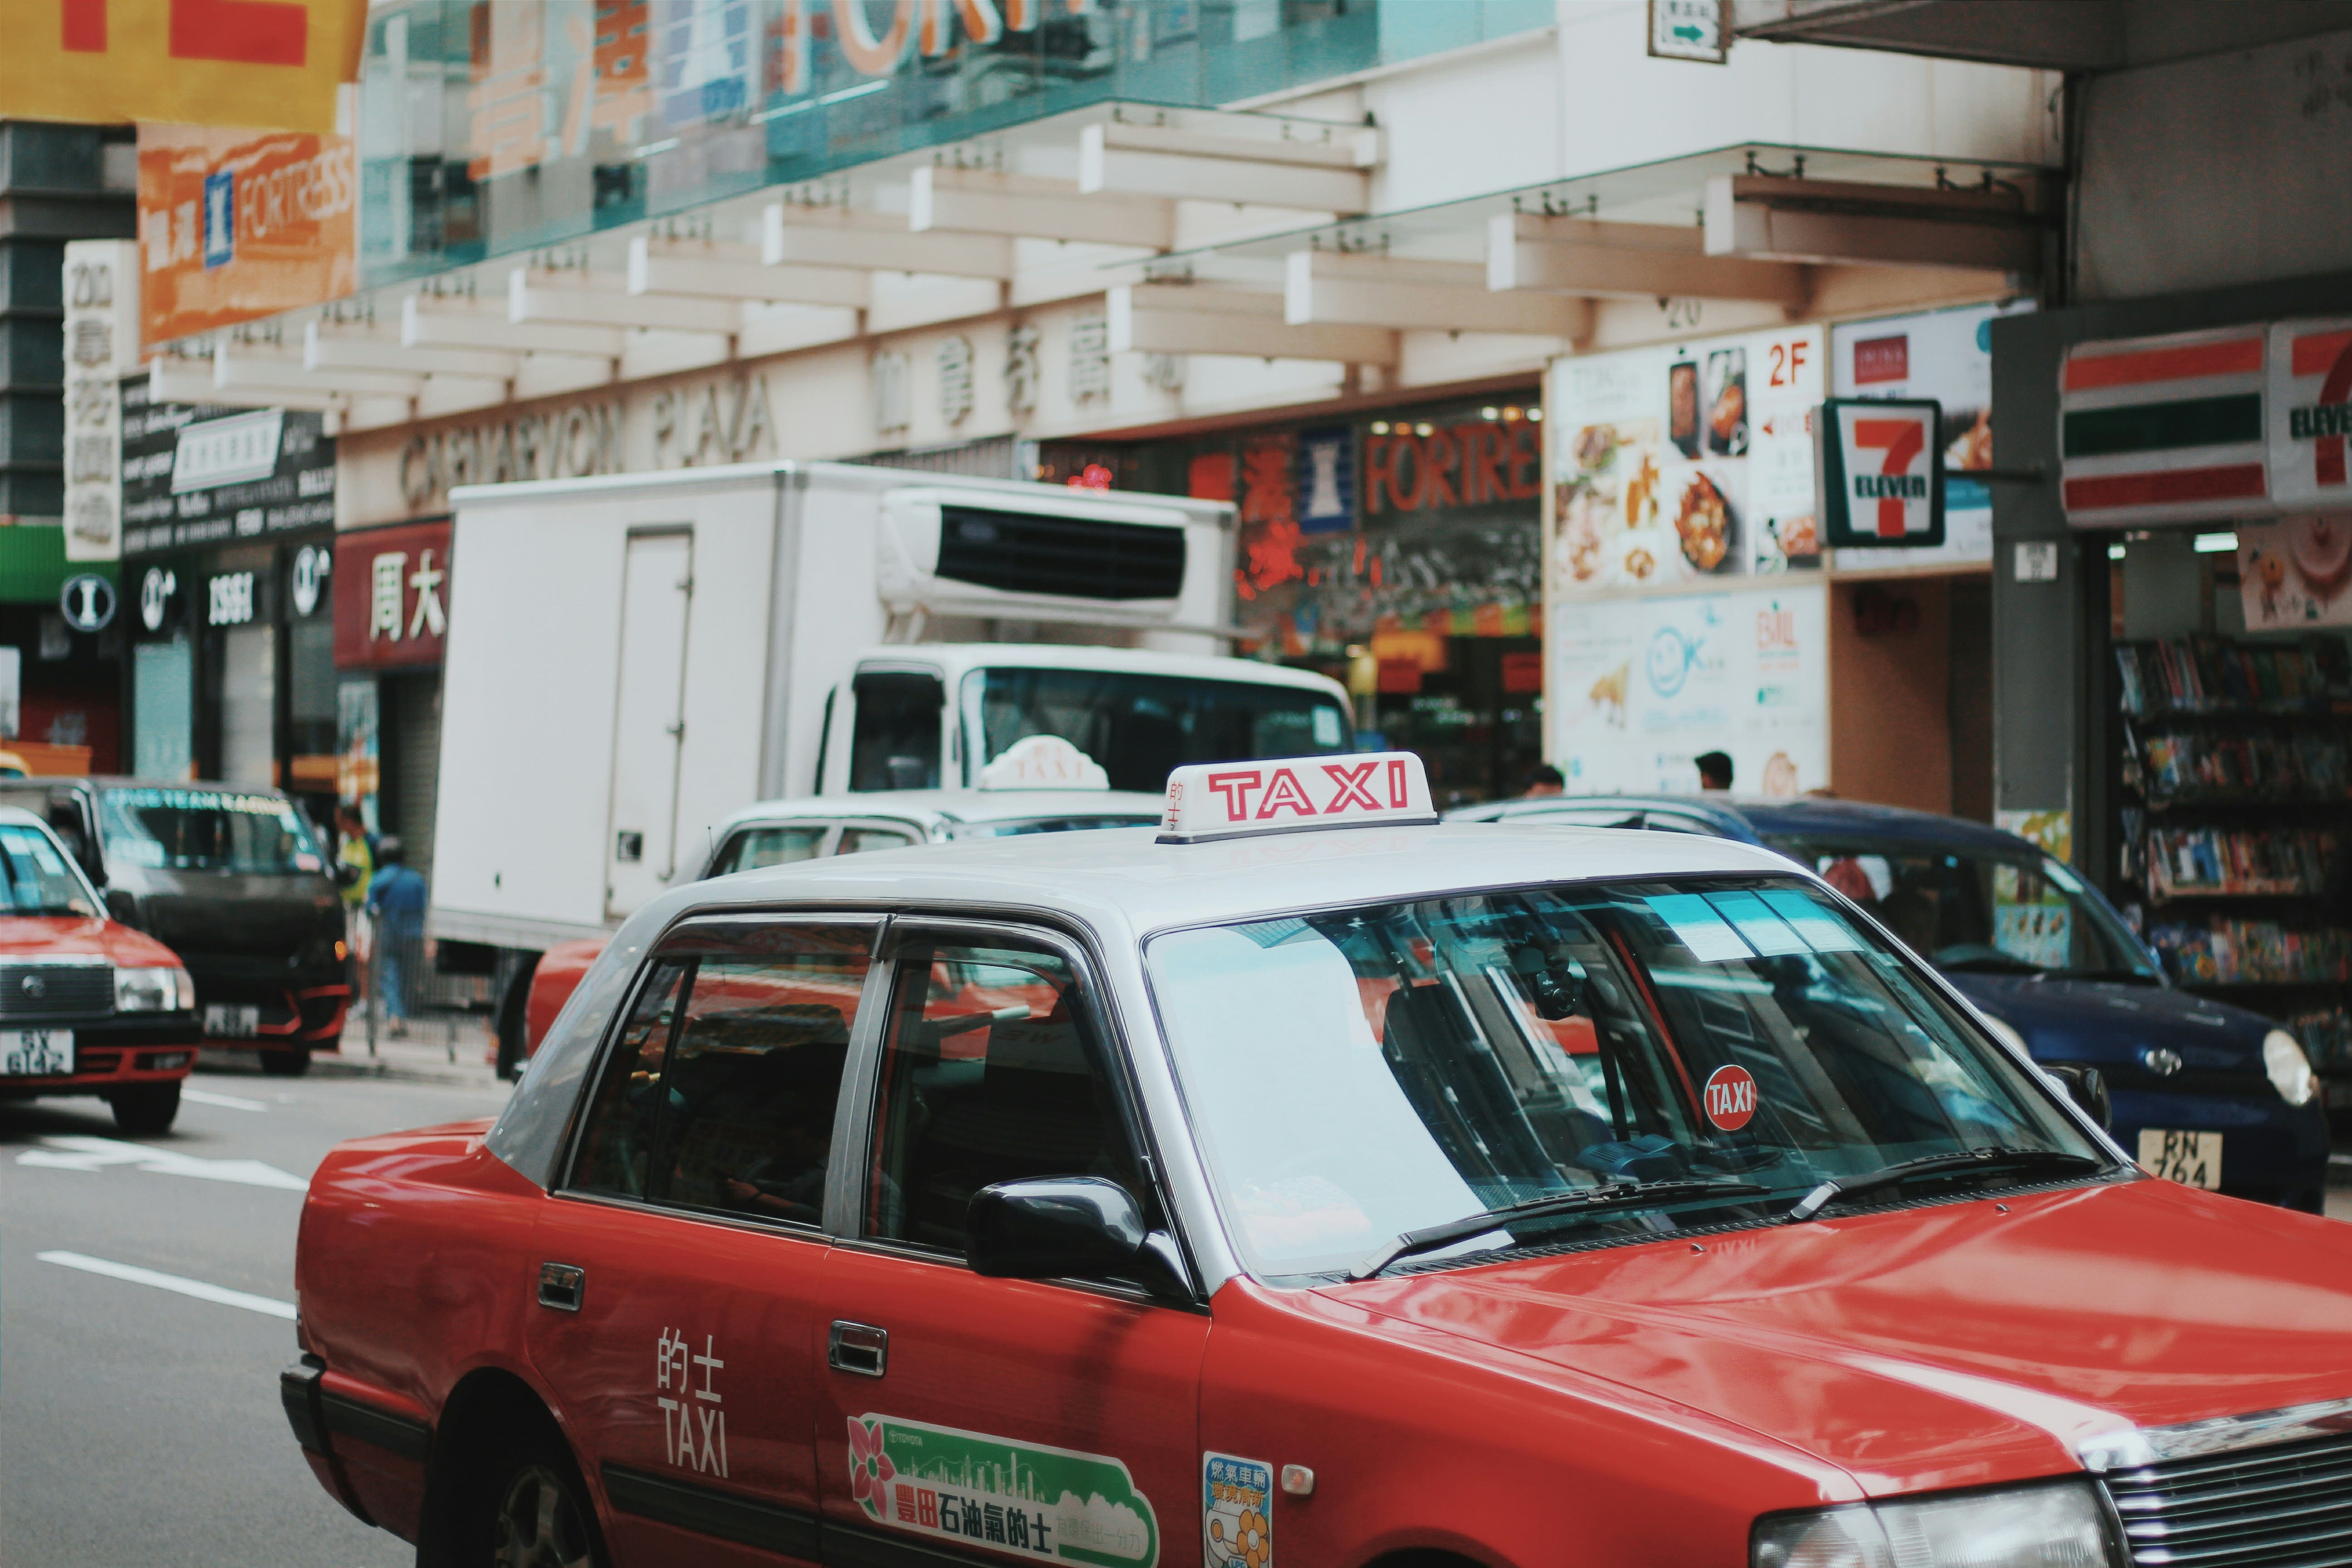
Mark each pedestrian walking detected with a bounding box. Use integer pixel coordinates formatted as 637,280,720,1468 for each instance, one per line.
367,837,428,1038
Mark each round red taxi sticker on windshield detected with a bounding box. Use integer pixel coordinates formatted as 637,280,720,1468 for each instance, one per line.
1702,1064,1758,1132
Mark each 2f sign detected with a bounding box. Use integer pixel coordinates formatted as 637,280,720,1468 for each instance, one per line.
1819,397,1945,549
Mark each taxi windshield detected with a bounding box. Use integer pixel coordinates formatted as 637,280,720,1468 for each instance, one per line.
99,788,324,876
1147,877,2105,1281
1762,837,2160,982
965,668,1349,794
0,824,98,916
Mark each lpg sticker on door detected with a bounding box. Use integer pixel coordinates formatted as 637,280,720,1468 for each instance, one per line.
848,1414,1159,1568
1203,1453,1272,1568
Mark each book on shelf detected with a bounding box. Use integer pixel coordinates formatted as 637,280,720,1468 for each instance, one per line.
2144,826,2336,898
2114,635,2347,718
2149,918,2352,985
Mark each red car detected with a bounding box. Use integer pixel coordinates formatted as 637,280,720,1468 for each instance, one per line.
0,807,197,1133
289,754,2352,1568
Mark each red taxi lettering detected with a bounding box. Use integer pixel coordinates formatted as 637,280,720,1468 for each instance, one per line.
1322,760,1382,810
1255,768,1317,819
1387,756,1410,807
1205,770,1263,821
1702,1063,1758,1132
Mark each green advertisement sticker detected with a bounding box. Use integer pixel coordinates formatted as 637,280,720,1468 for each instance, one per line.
848,1413,1159,1568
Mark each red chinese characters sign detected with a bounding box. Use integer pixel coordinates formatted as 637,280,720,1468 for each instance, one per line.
334,520,451,670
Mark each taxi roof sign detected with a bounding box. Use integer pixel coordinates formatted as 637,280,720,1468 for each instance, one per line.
1159,751,1436,844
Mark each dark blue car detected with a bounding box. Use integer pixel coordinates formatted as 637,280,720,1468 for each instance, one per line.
1448,793,2330,1211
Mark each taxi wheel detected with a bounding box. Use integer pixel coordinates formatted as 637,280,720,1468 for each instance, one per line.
490,1456,599,1568
259,1047,311,1078
109,1082,180,1136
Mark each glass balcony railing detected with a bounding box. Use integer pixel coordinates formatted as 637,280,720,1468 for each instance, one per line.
355,0,1552,292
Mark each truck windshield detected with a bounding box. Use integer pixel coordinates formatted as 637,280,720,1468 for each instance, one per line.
965,667,1348,793
0,824,99,916
1147,877,2104,1281
1762,837,2160,982
99,788,324,876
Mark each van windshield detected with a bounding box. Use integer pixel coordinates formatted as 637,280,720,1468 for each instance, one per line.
1147,877,2106,1281
965,667,1349,793
0,824,99,916
1760,837,2160,982
99,789,324,876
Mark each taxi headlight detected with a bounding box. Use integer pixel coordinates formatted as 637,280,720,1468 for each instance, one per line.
115,965,195,1013
2264,1029,2319,1107
1754,1481,2116,1568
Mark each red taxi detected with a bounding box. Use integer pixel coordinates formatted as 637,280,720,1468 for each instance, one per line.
288,754,2352,1568
0,806,197,1133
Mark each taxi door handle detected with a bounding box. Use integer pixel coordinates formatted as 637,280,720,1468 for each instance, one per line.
829,1321,887,1377
538,1262,585,1313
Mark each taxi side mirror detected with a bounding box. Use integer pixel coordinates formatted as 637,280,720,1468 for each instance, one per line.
967,1177,1194,1301
2042,1063,2113,1132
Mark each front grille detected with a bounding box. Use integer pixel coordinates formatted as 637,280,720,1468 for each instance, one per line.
0,963,111,1019
933,505,1187,601
2105,1429,2352,1566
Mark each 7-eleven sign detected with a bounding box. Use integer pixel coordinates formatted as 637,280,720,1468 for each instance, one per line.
2270,317,2352,506
1818,397,1945,549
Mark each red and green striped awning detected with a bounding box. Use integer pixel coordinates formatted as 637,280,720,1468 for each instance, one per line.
2061,326,2268,527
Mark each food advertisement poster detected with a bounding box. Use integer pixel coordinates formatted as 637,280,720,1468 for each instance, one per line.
2238,514,2352,630
1830,300,2033,569
1548,583,1826,795
1548,325,1824,595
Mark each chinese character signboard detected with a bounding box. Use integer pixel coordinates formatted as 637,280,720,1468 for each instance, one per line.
0,0,367,134
138,123,357,348
60,240,138,558
120,380,337,555
1817,398,1945,549
333,519,451,670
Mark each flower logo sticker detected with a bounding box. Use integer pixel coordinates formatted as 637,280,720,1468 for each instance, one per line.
1203,1453,1272,1568
848,1416,896,1519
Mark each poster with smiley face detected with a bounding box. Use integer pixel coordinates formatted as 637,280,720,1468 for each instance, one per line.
1203,1453,1272,1568
2239,515,2352,630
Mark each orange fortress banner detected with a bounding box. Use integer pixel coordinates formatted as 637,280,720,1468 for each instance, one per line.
137,123,357,348
0,0,365,134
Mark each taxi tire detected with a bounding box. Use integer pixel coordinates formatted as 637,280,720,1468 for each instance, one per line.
109,1081,179,1136
259,1046,311,1077
473,1434,606,1568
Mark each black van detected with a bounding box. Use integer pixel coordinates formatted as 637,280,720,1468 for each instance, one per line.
0,779,351,1075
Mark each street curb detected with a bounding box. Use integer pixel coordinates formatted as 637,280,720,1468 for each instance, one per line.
308,1056,505,1090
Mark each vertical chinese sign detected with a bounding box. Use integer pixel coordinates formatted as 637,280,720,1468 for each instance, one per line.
60,240,139,559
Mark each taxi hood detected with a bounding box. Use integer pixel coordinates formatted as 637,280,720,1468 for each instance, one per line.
1320,1177,2352,1497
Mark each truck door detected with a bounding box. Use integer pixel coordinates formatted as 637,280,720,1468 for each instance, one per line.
607,529,695,921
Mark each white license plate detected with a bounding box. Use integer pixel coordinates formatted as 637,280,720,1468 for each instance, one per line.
2139,1128,2223,1190
203,1004,260,1039
0,1029,74,1076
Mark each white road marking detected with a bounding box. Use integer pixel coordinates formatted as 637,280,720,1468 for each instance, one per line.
38,1250,297,1319
181,1088,268,1112
15,1135,308,1191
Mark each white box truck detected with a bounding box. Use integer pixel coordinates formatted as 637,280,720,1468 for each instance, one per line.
426,460,1352,1034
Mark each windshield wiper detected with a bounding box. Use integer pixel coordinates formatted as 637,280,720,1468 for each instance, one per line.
1782,1147,2108,1224
1348,1179,1771,1282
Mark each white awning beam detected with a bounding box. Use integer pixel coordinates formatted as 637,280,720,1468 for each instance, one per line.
1078,119,1377,213
148,364,347,412
1286,250,1592,338
1108,281,1397,364
1703,175,2041,270
1487,212,1811,305
911,167,1175,250
762,202,1014,279
402,296,626,358
510,268,743,335
216,347,426,400
627,236,872,309
304,322,521,381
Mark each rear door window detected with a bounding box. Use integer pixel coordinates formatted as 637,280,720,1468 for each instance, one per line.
838,826,920,855
568,922,876,1225
709,823,831,877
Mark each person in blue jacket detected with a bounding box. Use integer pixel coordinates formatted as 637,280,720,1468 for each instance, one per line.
367,838,429,1037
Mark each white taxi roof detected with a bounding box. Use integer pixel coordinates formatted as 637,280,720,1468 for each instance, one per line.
710,789,1168,836
662,819,1804,939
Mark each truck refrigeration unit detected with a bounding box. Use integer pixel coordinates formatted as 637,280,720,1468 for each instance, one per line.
426,460,1353,1055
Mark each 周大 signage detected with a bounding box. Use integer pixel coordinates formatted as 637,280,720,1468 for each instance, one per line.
1817,398,1945,548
